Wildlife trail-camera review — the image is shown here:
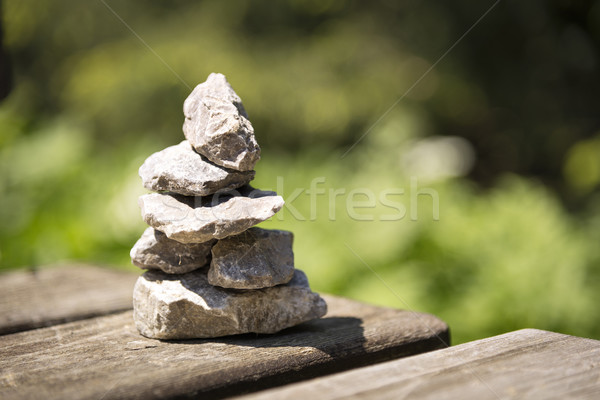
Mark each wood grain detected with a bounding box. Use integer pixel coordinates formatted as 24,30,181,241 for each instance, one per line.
0,265,138,334
238,329,600,400
0,295,449,400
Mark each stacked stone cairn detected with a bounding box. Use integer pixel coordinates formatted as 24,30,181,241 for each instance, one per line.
130,73,327,339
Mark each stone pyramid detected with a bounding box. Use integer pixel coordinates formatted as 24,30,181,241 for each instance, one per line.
130,73,327,339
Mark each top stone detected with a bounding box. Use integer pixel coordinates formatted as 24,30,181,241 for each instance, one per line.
183,73,260,171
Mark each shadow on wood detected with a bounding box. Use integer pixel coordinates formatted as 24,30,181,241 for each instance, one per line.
170,316,366,356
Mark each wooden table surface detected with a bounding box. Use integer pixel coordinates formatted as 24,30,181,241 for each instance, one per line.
0,265,449,399
0,265,138,335
238,328,600,400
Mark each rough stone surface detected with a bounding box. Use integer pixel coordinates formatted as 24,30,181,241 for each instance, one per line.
130,227,215,274
208,228,294,289
139,140,254,196
138,186,284,243
133,268,327,339
183,73,260,171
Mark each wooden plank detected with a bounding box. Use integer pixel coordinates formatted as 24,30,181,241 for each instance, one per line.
0,265,138,335
0,295,448,400
237,329,600,400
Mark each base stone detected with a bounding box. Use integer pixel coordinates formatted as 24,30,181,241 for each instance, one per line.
133,268,327,339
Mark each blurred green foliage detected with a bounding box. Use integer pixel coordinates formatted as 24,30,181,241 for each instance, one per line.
1,0,600,344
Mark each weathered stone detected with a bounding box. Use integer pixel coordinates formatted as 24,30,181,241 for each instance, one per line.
139,140,254,196
138,186,284,243
183,73,260,171
208,228,294,289
133,268,327,339
130,227,215,274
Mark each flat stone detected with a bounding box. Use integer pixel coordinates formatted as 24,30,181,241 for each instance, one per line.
130,227,215,274
138,186,284,243
208,228,294,289
183,73,260,171
139,140,254,196
133,269,327,339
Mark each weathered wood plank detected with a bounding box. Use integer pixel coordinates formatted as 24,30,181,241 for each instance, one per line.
237,329,600,400
0,295,449,400
0,265,138,334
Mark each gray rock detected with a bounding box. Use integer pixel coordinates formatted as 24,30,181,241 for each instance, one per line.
133,268,327,339
208,228,294,289
138,186,284,243
183,73,260,171
130,227,215,274
139,140,254,196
